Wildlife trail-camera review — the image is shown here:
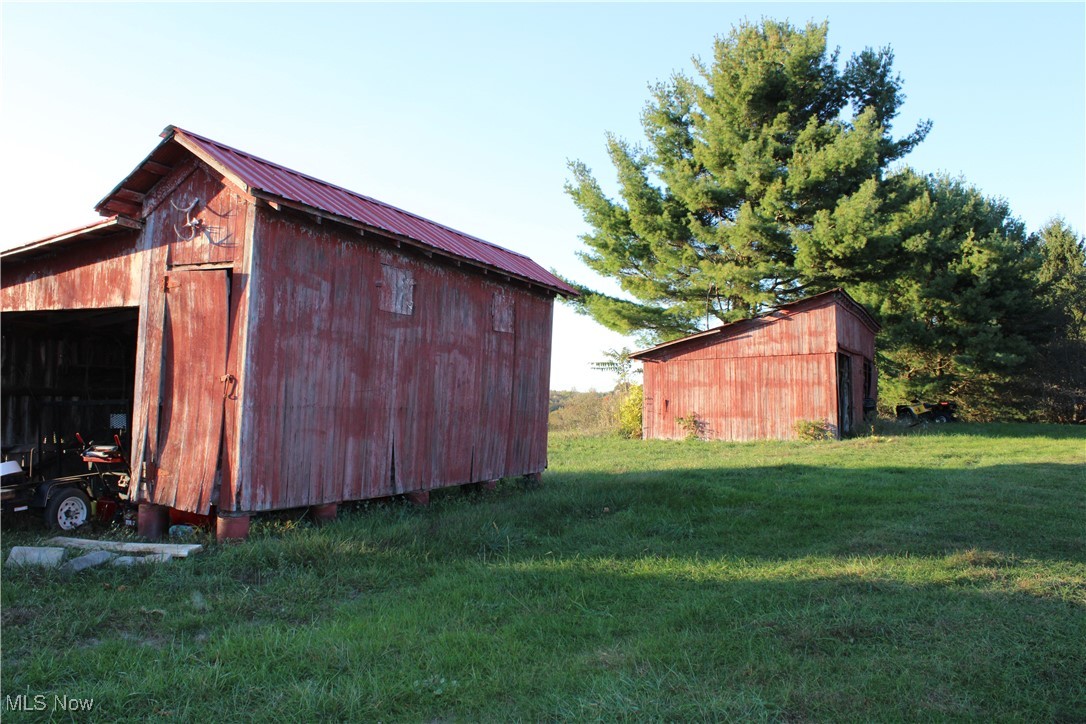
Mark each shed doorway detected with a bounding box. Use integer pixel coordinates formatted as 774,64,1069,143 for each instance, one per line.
1,308,138,479
837,353,853,437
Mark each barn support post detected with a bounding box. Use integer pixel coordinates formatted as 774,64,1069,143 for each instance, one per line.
136,504,170,541
460,480,498,495
310,502,338,523
216,512,251,542
405,491,430,506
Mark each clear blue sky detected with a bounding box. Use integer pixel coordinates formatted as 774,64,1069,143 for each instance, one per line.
2,2,1083,390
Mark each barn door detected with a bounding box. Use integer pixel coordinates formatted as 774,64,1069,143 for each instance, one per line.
837,353,852,438
155,269,229,513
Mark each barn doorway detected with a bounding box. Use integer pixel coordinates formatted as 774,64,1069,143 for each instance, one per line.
1,308,138,479
837,353,853,437
153,268,230,513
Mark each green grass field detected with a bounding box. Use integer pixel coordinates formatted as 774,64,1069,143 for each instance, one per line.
2,424,1084,721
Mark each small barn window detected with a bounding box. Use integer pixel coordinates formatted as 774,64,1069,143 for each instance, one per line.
492,291,514,333
378,264,414,315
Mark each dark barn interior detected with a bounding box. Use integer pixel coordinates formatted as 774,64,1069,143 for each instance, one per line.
2,308,138,479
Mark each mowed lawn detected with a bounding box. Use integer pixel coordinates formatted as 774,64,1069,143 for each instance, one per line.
2,424,1084,721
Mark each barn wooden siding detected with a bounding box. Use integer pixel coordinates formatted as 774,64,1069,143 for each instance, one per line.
0,223,143,312
227,209,552,513
637,293,878,441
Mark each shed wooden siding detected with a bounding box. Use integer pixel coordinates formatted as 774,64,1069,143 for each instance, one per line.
0,231,143,312
641,298,839,441
229,210,552,513
835,302,876,359
643,353,837,441
639,295,877,441
650,304,839,362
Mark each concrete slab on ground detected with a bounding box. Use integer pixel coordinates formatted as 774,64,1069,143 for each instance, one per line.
48,536,202,558
6,546,66,568
59,550,116,575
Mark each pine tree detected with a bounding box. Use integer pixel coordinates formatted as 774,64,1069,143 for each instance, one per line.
1036,218,1086,340
850,173,1045,417
565,19,929,342
1028,219,1086,421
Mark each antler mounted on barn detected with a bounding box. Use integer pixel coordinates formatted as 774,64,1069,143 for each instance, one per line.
171,195,234,247
171,197,204,242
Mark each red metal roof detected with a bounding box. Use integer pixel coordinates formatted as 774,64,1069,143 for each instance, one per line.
630,288,880,360
99,126,576,296
2,217,142,261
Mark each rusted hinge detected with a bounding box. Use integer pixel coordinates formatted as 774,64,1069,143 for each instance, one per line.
162,274,180,293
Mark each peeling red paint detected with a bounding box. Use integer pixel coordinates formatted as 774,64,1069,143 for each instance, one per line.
1,228,142,312
232,210,551,512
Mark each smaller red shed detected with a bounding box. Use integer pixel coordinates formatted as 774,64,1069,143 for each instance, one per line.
631,289,880,441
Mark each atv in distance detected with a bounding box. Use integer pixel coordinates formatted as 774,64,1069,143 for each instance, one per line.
896,400,959,425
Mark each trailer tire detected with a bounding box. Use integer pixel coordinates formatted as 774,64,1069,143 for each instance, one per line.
45,487,91,531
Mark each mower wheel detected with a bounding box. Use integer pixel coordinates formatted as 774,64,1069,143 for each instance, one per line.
45,487,91,531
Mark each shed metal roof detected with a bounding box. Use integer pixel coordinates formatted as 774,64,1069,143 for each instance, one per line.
630,288,880,360
95,126,576,296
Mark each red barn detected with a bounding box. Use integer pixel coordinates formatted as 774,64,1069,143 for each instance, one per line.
1,126,575,538
631,290,879,441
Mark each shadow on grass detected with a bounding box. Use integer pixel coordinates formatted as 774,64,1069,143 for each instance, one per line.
2,529,1083,722
451,461,1086,566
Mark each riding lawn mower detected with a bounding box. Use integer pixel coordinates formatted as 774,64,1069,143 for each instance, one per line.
895,400,959,425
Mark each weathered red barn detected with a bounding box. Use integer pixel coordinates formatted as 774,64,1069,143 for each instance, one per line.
631,290,879,441
1,126,575,538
